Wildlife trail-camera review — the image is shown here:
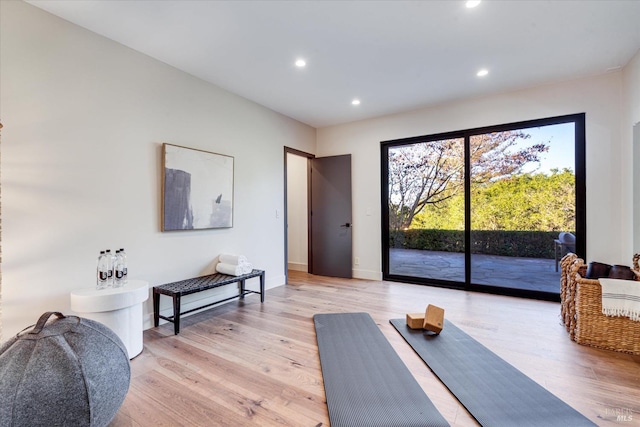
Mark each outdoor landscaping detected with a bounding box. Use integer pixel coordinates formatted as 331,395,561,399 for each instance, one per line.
389,229,569,259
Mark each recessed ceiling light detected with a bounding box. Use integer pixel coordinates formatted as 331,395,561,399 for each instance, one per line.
352,99,361,106
466,0,481,8
476,69,489,77
295,59,306,68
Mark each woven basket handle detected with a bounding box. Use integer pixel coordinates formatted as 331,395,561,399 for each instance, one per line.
29,312,66,334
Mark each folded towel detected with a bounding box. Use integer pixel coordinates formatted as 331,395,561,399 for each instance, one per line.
219,254,250,266
599,278,640,321
216,262,253,277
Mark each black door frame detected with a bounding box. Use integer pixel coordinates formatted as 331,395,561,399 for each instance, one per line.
380,113,586,301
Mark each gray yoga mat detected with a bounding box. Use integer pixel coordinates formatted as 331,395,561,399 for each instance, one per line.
390,318,596,427
314,313,449,427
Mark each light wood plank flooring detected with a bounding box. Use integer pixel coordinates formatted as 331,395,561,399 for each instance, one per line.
111,271,640,426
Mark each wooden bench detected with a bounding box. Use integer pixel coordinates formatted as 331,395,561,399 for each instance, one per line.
153,269,265,335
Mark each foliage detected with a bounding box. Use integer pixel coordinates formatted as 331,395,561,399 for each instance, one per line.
412,193,465,230
390,229,566,259
413,169,575,232
388,131,548,231
388,138,463,231
390,228,464,253
472,168,575,231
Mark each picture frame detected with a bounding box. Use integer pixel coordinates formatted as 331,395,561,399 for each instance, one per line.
162,143,234,231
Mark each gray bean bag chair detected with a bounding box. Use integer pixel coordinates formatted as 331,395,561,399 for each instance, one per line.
0,312,130,427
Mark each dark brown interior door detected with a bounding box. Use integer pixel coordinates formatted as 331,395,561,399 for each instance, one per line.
310,155,353,278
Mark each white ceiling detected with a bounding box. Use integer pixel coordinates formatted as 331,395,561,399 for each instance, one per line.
27,0,640,128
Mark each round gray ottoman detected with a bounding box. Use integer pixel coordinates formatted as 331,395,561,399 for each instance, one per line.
0,312,130,427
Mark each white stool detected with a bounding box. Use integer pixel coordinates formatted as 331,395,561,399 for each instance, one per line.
71,280,149,359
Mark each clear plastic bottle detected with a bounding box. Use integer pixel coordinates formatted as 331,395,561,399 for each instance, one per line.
96,251,109,290
119,248,128,284
114,249,125,288
105,249,115,287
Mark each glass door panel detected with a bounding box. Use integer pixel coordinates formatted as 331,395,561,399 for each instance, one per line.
469,123,576,293
387,138,465,283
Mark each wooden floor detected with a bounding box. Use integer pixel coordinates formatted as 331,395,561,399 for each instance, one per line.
111,271,640,426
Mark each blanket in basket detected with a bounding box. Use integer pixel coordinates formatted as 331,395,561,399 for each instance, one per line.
599,278,640,321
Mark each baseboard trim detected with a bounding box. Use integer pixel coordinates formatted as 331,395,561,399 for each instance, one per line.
287,262,308,272
353,268,382,281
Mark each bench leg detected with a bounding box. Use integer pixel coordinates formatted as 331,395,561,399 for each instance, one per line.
173,294,181,335
153,291,160,327
259,271,265,303
239,279,246,298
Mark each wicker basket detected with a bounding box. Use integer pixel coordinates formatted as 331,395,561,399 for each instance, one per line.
565,254,640,355
559,253,578,332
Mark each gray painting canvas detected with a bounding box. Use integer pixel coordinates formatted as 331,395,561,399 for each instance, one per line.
162,143,233,230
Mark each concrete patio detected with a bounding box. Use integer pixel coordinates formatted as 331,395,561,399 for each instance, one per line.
389,248,561,293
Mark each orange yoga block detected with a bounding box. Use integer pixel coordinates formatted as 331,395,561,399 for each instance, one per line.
406,313,425,330
423,304,445,334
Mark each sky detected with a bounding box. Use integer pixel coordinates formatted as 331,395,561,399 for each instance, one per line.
515,122,575,174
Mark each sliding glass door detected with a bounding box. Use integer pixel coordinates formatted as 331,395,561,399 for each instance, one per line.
382,114,585,300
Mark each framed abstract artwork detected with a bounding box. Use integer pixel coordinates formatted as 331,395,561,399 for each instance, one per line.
162,143,234,231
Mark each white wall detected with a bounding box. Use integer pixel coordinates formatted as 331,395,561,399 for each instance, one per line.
318,71,632,277
286,153,308,272
623,50,640,253
625,50,640,130
0,1,316,340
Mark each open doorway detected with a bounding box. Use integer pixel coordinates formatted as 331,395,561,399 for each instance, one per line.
284,147,354,282
285,149,312,277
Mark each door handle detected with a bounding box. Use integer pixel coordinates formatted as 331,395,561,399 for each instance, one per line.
340,223,352,228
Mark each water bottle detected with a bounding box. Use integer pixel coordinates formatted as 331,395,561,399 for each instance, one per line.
105,249,115,287
96,251,109,290
119,248,128,284
114,250,125,288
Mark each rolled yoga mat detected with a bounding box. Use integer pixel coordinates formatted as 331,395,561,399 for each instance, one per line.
390,318,596,427
314,312,449,427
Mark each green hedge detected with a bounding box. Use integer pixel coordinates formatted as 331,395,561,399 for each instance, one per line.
389,229,569,259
